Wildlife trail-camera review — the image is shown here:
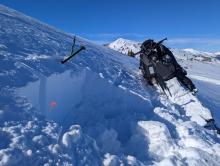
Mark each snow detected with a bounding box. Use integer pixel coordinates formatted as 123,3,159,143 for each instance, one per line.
165,78,212,126
0,44,7,49
1,4,220,166
108,38,141,54
26,149,32,156
62,125,82,147
24,53,50,61
189,75,220,86
138,121,175,159
215,52,220,56
182,48,216,57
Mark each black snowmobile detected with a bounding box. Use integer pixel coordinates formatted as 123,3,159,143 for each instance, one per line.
136,38,197,94
136,38,220,134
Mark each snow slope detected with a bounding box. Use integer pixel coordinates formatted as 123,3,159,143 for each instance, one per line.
1,4,220,166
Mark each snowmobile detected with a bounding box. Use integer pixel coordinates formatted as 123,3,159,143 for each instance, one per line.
61,36,86,64
135,38,197,95
135,38,220,134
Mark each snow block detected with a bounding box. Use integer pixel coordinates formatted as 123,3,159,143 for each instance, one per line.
138,121,175,160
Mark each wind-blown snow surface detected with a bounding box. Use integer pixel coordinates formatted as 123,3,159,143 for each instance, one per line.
1,5,220,166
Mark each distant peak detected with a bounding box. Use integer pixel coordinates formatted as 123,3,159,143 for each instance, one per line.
114,38,131,43
116,37,126,41
183,48,199,52
183,48,215,56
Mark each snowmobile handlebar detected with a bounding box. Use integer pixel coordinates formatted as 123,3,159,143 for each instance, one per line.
157,37,167,46
133,38,168,56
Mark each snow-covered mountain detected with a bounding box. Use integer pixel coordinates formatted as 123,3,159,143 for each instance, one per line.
182,48,216,57
215,52,220,56
1,4,220,166
107,38,141,54
108,38,220,63
172,48,219,63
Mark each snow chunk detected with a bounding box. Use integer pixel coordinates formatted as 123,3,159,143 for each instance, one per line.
138,121,175,159
62,125,82,148
126,155,138,165
0,153,10,166
32,135,49,146
26,149,32,156
118,85,127,90
99,73,104,78
0,44,7,49
103,153,120,166
48,144,60,154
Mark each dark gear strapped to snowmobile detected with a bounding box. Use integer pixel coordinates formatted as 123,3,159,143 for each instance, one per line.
137,38,197,94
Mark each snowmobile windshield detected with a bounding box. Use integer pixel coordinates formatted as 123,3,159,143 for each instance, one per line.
141,40,156,51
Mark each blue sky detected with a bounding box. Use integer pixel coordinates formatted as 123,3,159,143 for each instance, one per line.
1,0,220,52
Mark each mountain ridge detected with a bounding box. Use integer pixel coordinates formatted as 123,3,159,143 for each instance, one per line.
107,38,220,61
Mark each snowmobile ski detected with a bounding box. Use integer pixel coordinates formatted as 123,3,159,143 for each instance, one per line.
155,73,172,96
61,36,86,64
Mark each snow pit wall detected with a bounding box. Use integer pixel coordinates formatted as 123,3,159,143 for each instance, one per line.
18,69,154,155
